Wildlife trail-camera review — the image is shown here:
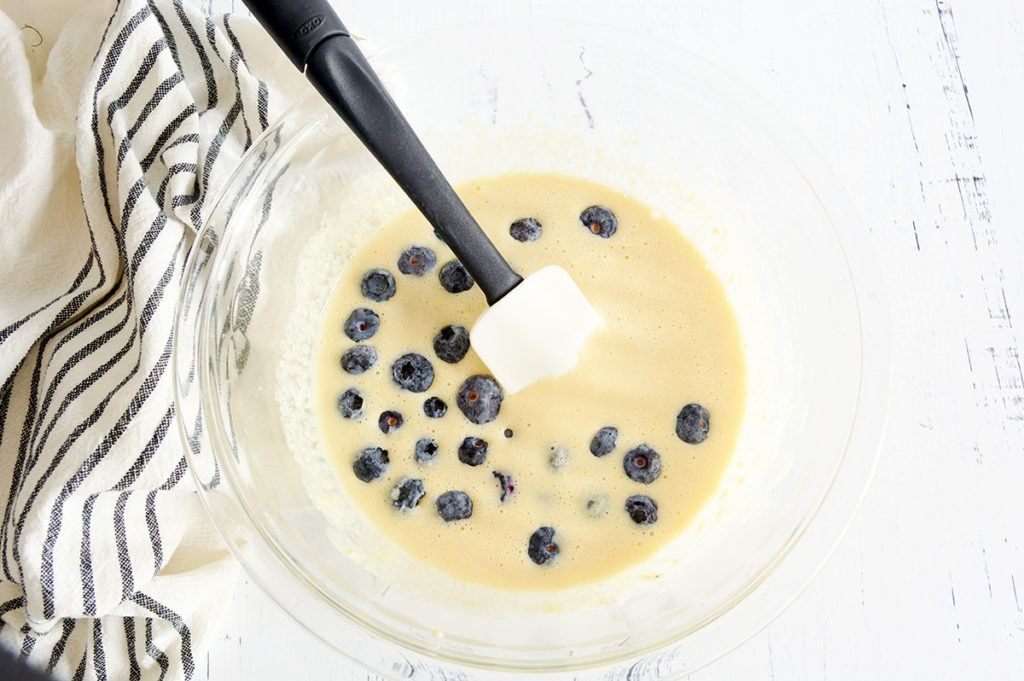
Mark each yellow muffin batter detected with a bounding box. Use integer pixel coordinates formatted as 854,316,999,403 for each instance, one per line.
315,173,745,590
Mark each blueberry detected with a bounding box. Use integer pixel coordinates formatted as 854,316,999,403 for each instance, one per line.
549,445,570,471
590,426,618,457
527,526,559,565
336,388,364,419
378,410,404,434
414,437,439,463
391,477,426,510
493,471,515,501
361,268,396,301
397,246,437,276
422,396,448,418
509,217,542,242
344,308,379,341
623,444,662,484
352,446,388,482
625,495,659,525
579,205,618,238
458,437,488,466
391,353,434,393
436,490,473,522
340,345,377,374
456,375,503,424
433,325,470,364
676,403,710,444
586,495,609,518
438,260,475,293
504,428,514,439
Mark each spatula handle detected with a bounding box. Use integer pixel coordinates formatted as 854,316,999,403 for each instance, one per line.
242,0,523,305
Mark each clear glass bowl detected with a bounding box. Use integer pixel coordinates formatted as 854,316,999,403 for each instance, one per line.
173,21,891,679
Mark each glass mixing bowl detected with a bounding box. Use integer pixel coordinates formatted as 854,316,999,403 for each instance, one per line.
173,21,891,679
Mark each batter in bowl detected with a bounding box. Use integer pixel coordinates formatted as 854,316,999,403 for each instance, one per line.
314,172,745,590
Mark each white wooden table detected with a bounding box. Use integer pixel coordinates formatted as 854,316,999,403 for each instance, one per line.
199,0,1024,678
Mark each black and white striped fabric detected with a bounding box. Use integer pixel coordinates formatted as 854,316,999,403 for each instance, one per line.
0,1,298,678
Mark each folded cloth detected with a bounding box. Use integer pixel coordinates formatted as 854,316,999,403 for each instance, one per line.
0,1,302,678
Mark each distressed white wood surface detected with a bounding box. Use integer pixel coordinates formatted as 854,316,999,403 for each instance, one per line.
198,0,1024,678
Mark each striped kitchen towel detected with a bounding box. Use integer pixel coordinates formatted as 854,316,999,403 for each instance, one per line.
0,1,305,678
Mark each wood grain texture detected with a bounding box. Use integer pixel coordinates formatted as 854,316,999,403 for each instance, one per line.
198,0,1024,678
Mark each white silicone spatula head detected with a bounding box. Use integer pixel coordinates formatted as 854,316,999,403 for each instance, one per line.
470,266,601,395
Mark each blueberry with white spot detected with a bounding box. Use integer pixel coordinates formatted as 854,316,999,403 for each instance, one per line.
352,446,388,482
549,445,570,471
527,526,559,565
340,345,377,374
458,437,488,466
579,205,617,238
625,495,659,525
456,375,503,424
391,353,434,393
397,246,437,276
414,438,439,463
676,403,710,444
433,325,470,364
344,308,379,341
436,490,473,522
623,444,662,484
336,388,364,419
422,396,447,418
361,268,396,302
378,410,404,434
509,217,542,242
438,260,474,293
590,426,618,457
391,478,426,510
493,471,515,501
